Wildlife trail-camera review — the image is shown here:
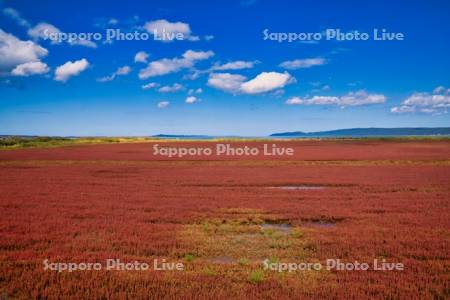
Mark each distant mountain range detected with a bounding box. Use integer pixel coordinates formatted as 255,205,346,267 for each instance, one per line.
152,134,213,139
270,127,450,137
2,128,449,139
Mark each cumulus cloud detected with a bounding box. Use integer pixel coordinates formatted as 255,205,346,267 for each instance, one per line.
3,7,30,27
141,82,159,90
134,51,149,63
286,90,386,107
182,50,214,61
210,60,257,71
158,83,184,93
286,96,337,105
0,29,48,73
54,58,89,82
11,61,49,76
185,96,199,104
390,86,450,115
157,101,169,108
339,90,386,106
208,71,294,95
115,66,131,75
144,19,199,42
208,73,247,93
183,60,256,79
97,66,131,82
279,58,326,69
138,50,214,79
285,97,304,105
28,22,97,48
28,23,61,43
240,72,294,94
139,58,190,79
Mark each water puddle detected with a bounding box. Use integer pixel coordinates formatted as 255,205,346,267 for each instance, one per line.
260,223,292,233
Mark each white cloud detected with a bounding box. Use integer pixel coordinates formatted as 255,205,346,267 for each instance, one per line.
208,71,294,95
139,58,190,79
28,22,97,48
285,97,304,105
185,96,199,104
134,51,149,63
188,88,203,95
97,65,131,82
158,83,184,93
116,66,131,75
108,18,118,25
208,73,247,93
188,36,200,41
391,87,450,115
432,86,449,95
71,39,97,48
240,71,294,94
402,94,447,107
11,61,49,76
286,90,386,107
279,58,326,69
204,35,215,41
183,70,202,80
339,90,386,106
54,58,89,82
390,105,415,114
157,101,169,108
211,60,257,71
139,50,214,79
182,50,214,61
312,96,341,104
289,96,339,105
142,82,159,90
0,29,48,73
144,19,199,42
28,22,61,43
418,108,442,114
3,7,30,27
3,8,96,48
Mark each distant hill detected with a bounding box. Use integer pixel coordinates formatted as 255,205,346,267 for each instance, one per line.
270,127,450,137
152,134,213,139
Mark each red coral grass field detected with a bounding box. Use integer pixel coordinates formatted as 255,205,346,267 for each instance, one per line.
0,140,449,299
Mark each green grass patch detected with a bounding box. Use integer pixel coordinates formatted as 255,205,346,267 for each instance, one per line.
184,254,194,262
0,136,158,149
249,270,265,283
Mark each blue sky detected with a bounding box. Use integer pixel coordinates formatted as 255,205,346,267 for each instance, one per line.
0,0,449,136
